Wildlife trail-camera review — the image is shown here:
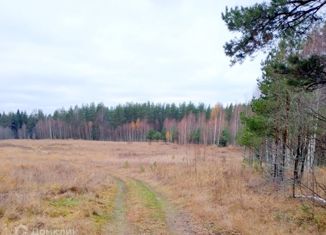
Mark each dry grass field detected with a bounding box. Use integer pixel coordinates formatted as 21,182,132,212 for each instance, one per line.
0,140,325,234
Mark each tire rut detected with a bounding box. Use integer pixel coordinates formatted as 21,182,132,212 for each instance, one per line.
106,176,129,235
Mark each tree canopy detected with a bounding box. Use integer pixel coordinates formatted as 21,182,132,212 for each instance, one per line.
222,0,326,64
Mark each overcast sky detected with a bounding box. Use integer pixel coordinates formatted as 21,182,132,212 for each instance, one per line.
0,0,263,113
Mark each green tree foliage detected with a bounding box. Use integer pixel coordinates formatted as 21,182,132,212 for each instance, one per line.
222,0,326,63
190,129,200,144
146,129,162,141
274,54,326,91
238,114,269,149
219,129,230,147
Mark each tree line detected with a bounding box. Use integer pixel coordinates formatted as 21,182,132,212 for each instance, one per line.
0,102,248,145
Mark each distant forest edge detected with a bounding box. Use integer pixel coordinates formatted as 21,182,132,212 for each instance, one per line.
0,102,248,145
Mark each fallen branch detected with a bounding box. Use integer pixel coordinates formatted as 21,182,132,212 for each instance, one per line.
295,194,326,206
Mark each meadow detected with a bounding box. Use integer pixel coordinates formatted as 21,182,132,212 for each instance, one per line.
0,140,325,234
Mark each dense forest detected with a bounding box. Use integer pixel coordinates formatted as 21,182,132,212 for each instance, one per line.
0,102,248,145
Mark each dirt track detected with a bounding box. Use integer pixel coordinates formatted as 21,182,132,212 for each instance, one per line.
105,173,207,235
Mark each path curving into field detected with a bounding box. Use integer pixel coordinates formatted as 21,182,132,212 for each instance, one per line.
105,174,204,235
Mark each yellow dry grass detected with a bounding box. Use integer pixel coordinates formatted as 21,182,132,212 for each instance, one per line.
0,140,325,235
